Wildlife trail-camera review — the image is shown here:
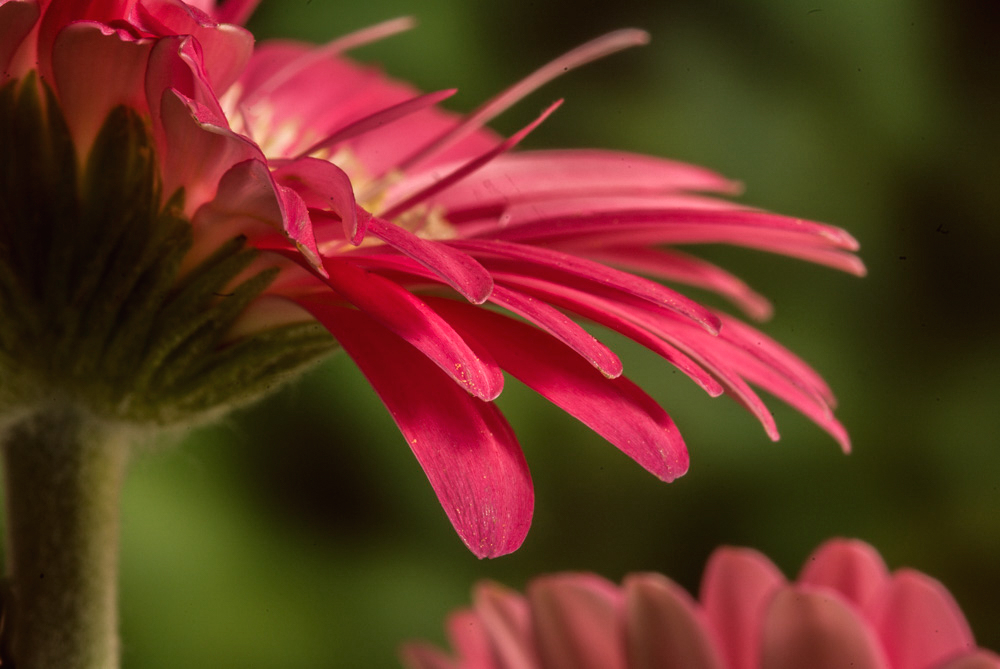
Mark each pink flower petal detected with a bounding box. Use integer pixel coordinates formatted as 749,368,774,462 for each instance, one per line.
450,239,721,334
212,0,262,25
366,215,494,304
487,283,623,378
416,150,741,221
577,246,773,321
798,538,890,611
157,88,261,213
700,546,786,669
296,265,504,401
399,643,460,669
427,298,688,482
272,157,360,245
303,304,531,558
527,573,625,669
0,0,39,82
51,22,153,158
446,609,497,668
868,569,977,669
135,0,253,92
624,573,726,669
937,652,1000,669
474,581,539,669
761,587,888,669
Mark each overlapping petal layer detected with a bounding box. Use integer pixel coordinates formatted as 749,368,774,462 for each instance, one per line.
2,0,861,556
401,539,1000,669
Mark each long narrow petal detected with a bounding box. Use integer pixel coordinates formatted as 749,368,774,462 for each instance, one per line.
449,239,721,334
624,573,726,669
366,215,494,303
309,305,532,558
296,265,504,401
428,299,689,482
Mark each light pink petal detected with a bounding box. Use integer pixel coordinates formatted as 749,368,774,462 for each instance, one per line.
295,88,458,159
937,652,1000,669
474,581,539,669
579,246,773,321
380,100,563,221
416,150,741,220
798,539,890,611
761,587,888,669
527,573,625,669
481,209,859,251
51,22,153,158
399,643,460,669
0,0,39,82
427,299,688,482
449,239,721,334
272,157,360,245
296,265,503,401
700,546,786,669
488,284,623,378
624,573,726,669
366,215,494,304
304,304,531,558
157,88,261,213
486,274,723,397
135,0,253,92
394,30,651,173
446,609,497,668
868,569,977,669
213,0,261,25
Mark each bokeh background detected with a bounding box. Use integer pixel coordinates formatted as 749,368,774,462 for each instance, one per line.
114,0,1000,666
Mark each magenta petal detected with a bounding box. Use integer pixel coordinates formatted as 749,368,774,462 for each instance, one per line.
700,547,786,669
868,569,977,669
366,216,494,303
307,304,531,558
298,266,503,401
428,299,689,482
0,0,39,82
624,573,725,669
474,582,538,669
488,284,623,378
213,0,262,25
761,587,888,669
450,239,721,334
527,573,625,669
798,538,890,611
273,157,360,245
136,0,253,92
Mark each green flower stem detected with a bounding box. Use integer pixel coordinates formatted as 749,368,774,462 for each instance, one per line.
2,408,130,669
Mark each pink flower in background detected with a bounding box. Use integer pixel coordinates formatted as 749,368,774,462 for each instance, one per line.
402,539,1000,669
1,1,862,557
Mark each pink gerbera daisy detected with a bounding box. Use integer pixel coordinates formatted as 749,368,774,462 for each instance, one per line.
402,539,1000,669
1,2,862,560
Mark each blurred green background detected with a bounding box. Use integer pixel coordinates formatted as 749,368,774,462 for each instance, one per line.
117,0,1000,666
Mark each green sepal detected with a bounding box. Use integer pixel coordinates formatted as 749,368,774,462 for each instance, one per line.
0,79,336,425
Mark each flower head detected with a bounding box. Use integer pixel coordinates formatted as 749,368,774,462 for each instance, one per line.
1,2,862,556
402,539,1000,669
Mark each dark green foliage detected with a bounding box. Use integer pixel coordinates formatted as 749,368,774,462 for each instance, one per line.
0,79,335,424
